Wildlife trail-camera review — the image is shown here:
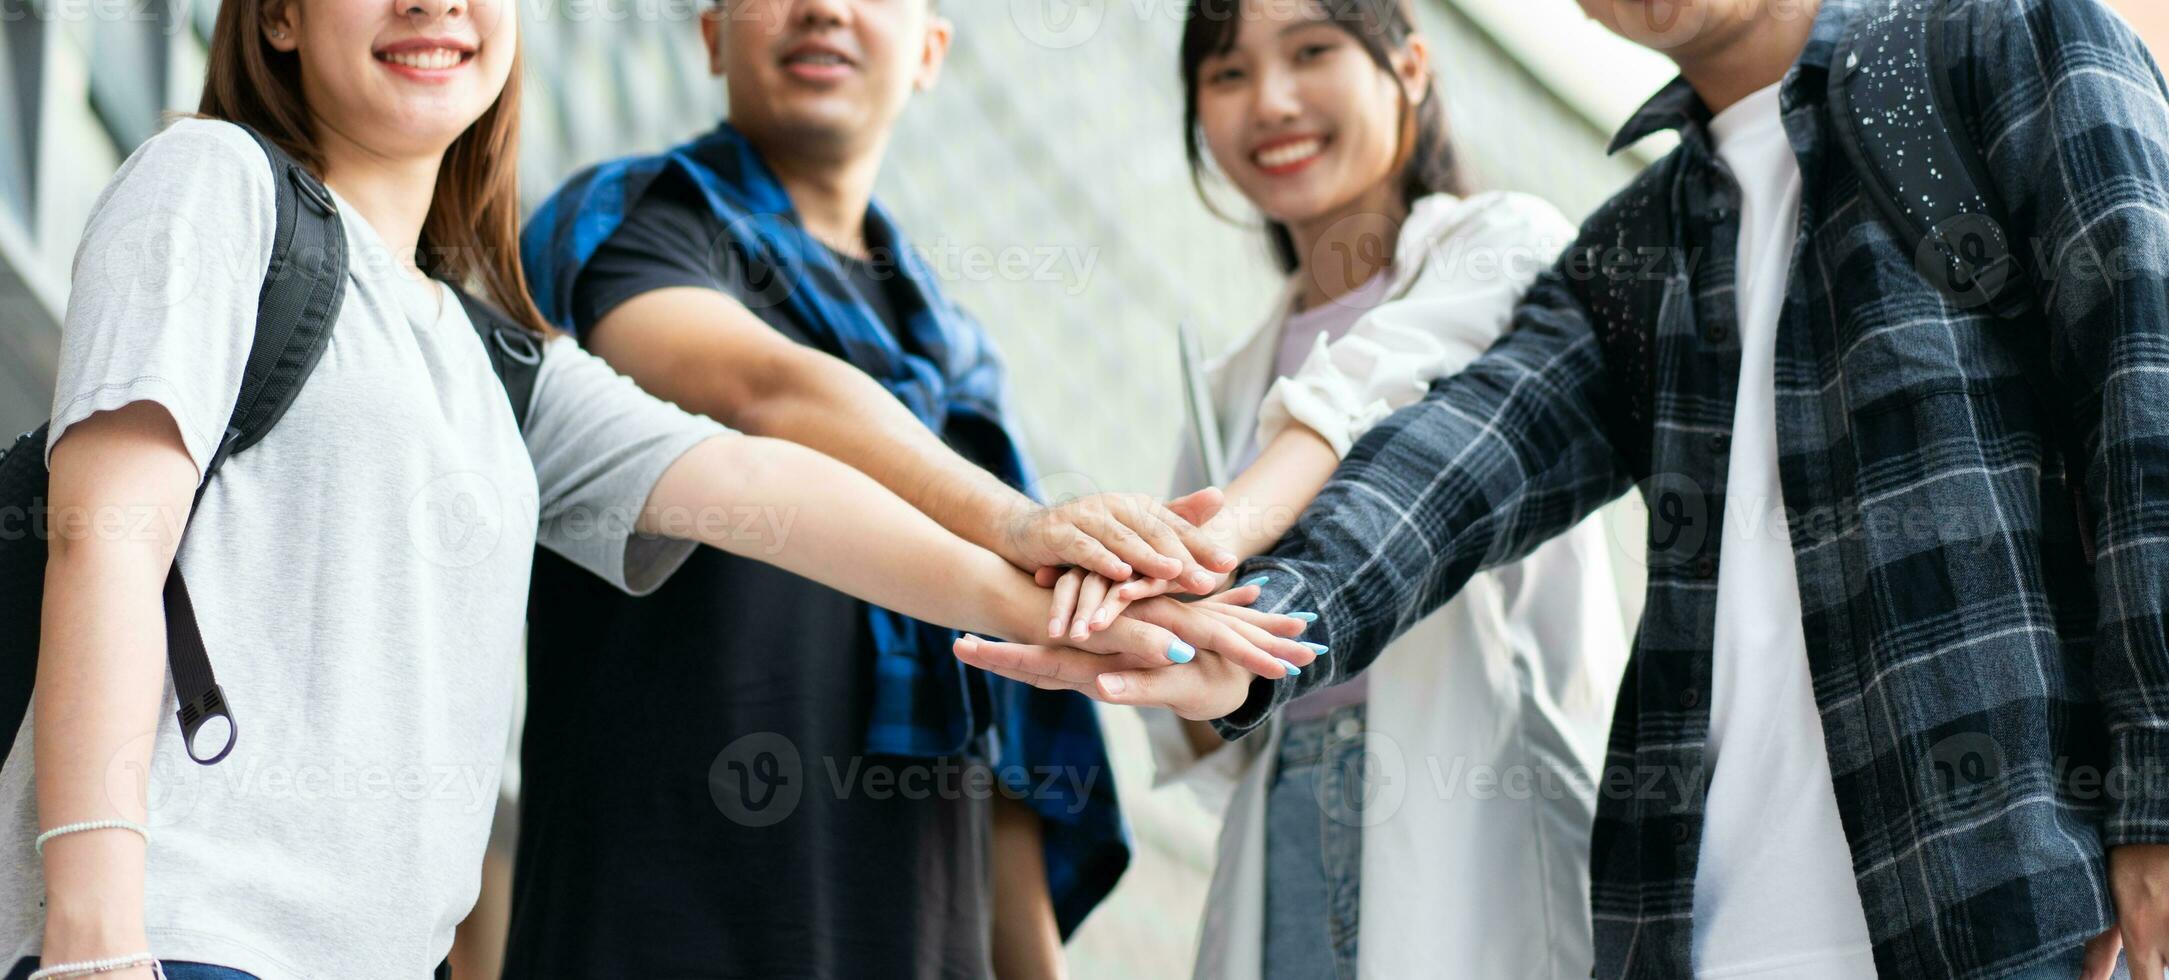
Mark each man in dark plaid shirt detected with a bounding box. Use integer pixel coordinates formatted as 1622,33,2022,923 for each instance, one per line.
957,0,2169,975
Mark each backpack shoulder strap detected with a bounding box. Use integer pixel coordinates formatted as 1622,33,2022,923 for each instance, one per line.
451,286,543,432
1827,1,2099,561
1826,0,2034,319
221,125,348,458
165,123,348,766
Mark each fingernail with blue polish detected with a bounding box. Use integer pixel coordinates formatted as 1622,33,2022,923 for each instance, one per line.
1167,639,1196,664
1290,611,1319,623
1241,575,1271,588
1277,659,1302,677
1301,642,1329,656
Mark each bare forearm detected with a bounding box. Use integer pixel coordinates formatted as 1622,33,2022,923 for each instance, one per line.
1203,425,1339,563
586,292,1033,560
588,291,1227,585
990,797,1065,980
642,435,1038,640
735,352,1032,557
35,541,169,954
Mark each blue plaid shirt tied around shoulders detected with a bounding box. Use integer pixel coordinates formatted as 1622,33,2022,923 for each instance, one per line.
521,122,1127,934
1219,0,2169,975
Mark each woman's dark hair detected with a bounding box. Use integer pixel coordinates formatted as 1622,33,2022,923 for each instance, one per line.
1181,0,1467,272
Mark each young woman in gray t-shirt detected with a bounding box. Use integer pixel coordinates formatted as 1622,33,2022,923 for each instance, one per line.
2,0,1316,977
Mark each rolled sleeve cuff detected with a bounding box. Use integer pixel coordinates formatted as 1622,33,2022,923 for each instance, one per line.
2104,728,2169,847
1255,375,1382,460
1211,560,1333,737
1252,326,1446,460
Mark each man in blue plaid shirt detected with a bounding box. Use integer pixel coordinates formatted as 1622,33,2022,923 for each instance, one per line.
959,0,2169,975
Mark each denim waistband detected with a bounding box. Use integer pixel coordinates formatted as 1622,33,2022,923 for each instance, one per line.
1276,702,1366,769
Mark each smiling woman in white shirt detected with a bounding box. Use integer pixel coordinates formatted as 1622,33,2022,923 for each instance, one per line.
1034,0,1630,977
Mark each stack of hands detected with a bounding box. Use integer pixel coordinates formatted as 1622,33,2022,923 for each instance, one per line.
958,487,1324,722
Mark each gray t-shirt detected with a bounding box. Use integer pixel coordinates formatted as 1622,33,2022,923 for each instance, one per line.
0,118,730,978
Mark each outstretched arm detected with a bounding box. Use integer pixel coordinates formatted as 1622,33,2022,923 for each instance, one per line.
589,287,1232,590
1044,193,1577,638
972,260,1635,731
634,431,1316,679
1215,266,1633,734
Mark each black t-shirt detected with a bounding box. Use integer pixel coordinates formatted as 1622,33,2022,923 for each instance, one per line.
506,163,994,980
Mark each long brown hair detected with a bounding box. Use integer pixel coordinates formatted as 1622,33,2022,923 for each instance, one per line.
198,0,552,335
1181,0,1467,273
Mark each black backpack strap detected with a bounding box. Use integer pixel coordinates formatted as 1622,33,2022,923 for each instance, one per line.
1827,0,2094,561
163,124,348,765
452,286,543,431
1827,0,2035,319
224,128,349,453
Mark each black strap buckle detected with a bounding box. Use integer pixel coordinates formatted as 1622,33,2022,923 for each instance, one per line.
289,167,337,217
177,684,237,765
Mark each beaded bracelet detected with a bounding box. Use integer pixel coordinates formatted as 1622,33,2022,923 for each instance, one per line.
27,953,164,978
33,819,150,857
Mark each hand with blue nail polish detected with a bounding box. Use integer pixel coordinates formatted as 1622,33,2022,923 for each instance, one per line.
953,634,1273,721
1004,559,1317,681
1040,567,1289,646
1099,587,1319,678
959,577,1321,717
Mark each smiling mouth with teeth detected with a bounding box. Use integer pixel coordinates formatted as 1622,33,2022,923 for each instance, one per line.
1254,138,1326,170
376,48,471,71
